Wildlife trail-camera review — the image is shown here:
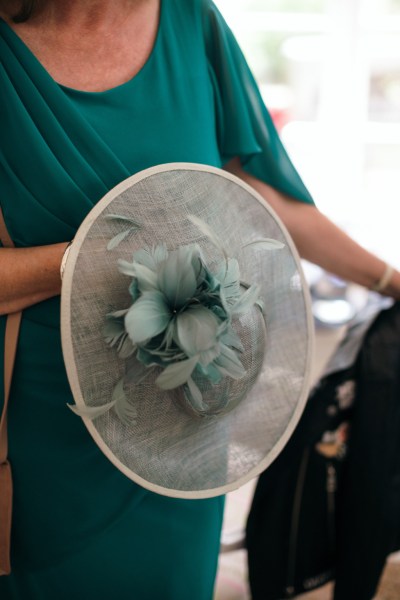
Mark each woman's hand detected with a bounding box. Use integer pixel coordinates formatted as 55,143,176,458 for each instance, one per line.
0,242,69,315
225,157,400,300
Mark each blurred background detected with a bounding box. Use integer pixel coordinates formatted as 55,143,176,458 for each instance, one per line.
212,3,400,598
215,0,400,271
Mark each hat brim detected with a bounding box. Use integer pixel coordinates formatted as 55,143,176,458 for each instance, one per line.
61,163,314,498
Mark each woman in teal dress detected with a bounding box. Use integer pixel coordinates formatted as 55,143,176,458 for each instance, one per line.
1,1,399,599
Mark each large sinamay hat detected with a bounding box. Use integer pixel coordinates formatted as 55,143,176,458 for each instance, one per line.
61,163,314,498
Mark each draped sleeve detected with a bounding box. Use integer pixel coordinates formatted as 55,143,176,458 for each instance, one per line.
201,0,314,205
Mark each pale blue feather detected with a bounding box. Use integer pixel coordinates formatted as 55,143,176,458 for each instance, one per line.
155,356,198,390
104,214,140,226
230,284,261,316
125,291,171,343
133,244,168,270
68,400,116,420
107,228,135,251
195,362,223,384
184,377,209,412
188,215,228,263
130,262,159,292
241,238,285,250
175,305,220,356
112,377,137,426
220,327,245,353
214,344,246,379
158,246,198,309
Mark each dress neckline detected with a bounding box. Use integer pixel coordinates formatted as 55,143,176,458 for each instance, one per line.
0,1,163,96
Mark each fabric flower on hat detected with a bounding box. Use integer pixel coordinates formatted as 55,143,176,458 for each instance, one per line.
70,215,283,425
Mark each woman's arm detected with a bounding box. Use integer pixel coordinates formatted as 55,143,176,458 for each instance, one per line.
0,243,68,315
225,157,400,300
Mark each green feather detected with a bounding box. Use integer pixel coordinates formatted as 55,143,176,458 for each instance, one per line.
104,214,140,226
155,356,198,390
133,244,168,270
214,344,246,379
184,377,209,413
188,215,228,264
241,238,285,251
113,377,137,426
125,291,171,344
158,246,198,309
68,400,116,420
230,284,261,316
175,306,220,356
107,228,135,251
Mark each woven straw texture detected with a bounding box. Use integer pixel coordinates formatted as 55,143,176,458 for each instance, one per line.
61,164,313,498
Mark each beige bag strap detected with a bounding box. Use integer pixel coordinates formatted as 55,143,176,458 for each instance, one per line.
0,206,22,576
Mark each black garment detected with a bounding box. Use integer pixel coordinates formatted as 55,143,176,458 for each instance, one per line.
334,302,400,599
246,302,400,600
246,365,354,598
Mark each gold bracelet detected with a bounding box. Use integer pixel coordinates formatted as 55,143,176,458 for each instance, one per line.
371,263,394,292
60,241,73,281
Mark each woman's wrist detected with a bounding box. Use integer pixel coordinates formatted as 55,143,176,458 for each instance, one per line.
370,263,395,293
368,261,400,299
0,242,74,314
379,268,400,300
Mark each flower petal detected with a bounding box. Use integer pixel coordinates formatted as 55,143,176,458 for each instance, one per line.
133,244,168,270
125,291,171,344
230,284,261,316
108,309,129,318
155,356,198,390
129,278,140,301
217,259,242,308
184,377,209,413
158,246,198,309
103,317,126,347
214,344,246,379
175,306,220,356
220,326,244,353
117,259,137,277
118,335,136,359
136,347,166,367
198,343,221,367
132,263,159,292
196,362,223,384
118,260,159,292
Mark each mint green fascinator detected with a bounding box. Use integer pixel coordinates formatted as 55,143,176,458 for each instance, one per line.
61,164,314,498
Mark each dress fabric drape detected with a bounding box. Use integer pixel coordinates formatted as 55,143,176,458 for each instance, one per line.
0,1,313,598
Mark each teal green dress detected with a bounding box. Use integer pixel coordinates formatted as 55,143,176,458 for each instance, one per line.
0,1,313,598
